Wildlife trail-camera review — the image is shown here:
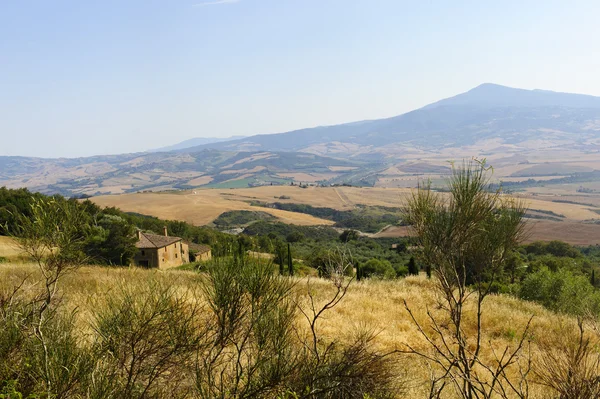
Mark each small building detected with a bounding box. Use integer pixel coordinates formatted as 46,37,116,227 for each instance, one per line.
134,227,189,269
187,242,212,262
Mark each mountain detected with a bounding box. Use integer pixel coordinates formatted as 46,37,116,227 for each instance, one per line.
149,136,247,152
3,83,600,196
423,83,600,109
185,83,600,156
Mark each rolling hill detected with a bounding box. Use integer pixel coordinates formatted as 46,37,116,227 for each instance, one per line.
2,83,600,196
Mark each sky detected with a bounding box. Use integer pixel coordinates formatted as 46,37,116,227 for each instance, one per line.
1,0,600,158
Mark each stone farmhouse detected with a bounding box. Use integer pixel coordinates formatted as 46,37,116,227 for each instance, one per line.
134,227,189,269
188,243,212,262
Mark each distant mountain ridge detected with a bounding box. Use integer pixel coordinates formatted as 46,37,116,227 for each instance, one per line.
2,83,600,196
423,83,600,110
180,83,600,156
149,135,247,152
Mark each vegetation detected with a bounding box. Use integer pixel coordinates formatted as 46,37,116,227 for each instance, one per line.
252,201,402,233
402,159,531,398
5,154,600,398
0,246,401,398
212,210,275,228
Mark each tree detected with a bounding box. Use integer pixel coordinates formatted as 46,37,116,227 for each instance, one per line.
287,242,294,276
286,231,304,243
339,229,359,243
360,258,395,279
402,159,531,398
407,256,418,276
84,213,137,265
274,239,286,275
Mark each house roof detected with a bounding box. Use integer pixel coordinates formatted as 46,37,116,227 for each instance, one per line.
136,231,182,249
187,242,211,254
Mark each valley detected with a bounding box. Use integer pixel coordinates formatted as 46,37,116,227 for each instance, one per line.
90,184,600,245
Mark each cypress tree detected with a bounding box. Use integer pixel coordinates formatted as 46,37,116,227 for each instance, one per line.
407,257,419,276
287,242,294,276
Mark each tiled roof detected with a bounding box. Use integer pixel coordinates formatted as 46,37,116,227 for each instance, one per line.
187,242,211,254
136,231,182,249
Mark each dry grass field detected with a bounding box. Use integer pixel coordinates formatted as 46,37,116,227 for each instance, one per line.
0,235,27,261
91,185,600,244
375,221,600,245
0,261,583,398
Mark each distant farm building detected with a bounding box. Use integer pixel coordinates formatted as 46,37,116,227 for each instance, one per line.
134,227,189,269
187,242,212,262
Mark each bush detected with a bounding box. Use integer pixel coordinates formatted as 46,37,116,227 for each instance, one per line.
519,268,600,316
360,259,396,279
91,280,203,398
339,229,360,243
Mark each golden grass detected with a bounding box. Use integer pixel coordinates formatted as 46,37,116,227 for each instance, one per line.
90,190,336,226
90,186,600,244
0,236,27,262
0,263,581,398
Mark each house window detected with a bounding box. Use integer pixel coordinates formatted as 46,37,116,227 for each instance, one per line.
141,250,145,256
175,253,178,258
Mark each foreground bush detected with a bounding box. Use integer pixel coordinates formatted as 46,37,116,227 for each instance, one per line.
0,253,401,398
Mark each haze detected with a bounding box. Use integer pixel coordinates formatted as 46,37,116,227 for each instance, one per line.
1,0,600,158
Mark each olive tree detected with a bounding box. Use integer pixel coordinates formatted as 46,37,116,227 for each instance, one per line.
402,159,532,399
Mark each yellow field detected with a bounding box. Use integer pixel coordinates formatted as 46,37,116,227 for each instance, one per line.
0,262,580,398
0,236,26,261
91,188,338,226
90,186,600,244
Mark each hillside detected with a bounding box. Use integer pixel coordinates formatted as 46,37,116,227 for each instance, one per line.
185,83,600,156
3,84,600,196
90,186,600,245
0,150,374,196
0,259,586,398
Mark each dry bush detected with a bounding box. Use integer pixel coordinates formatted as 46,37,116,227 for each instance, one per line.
89,280,204,399
195,255,299,398
402,159,532,398
291,248,405,399
533,318,600,399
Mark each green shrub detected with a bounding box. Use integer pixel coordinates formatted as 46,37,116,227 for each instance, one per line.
519,268,600,316
360,259,396,279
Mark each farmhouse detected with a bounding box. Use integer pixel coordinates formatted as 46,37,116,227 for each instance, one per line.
133,227,189,269
187,242,212,262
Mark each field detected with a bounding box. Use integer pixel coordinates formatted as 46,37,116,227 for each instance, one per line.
0,259,583,398
91,185,600,244
0,235,27,261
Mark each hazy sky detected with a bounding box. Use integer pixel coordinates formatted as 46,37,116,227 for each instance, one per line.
2,0,600,158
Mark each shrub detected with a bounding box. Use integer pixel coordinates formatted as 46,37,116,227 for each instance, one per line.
196,256,298,398
339,230,360,243
360,259,395,279
91,280,203,398
519,268,600,316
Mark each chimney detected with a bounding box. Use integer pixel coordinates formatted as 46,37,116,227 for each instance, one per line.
137,230,142,240
164,226,168,237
